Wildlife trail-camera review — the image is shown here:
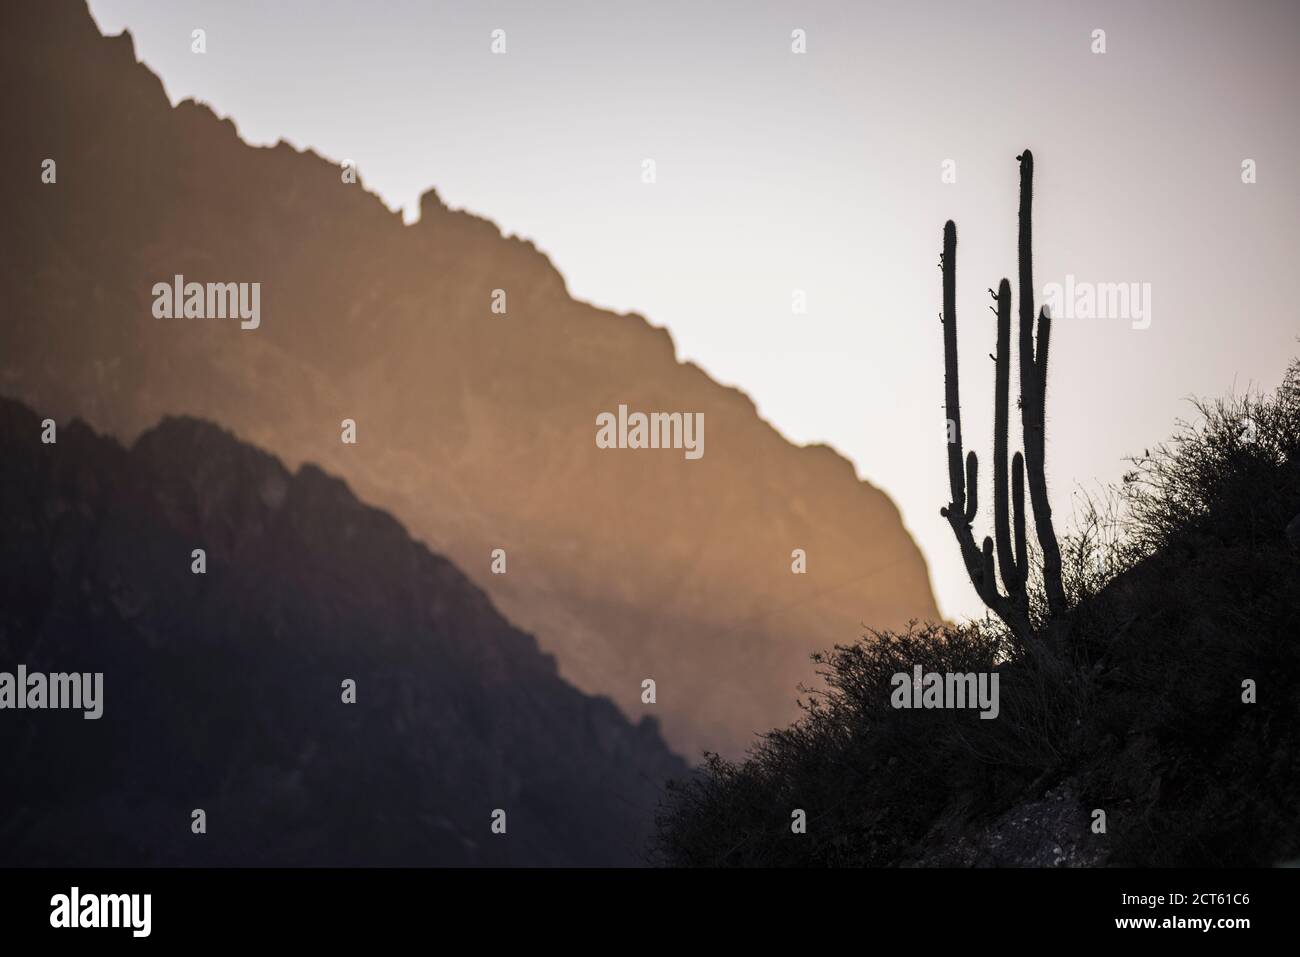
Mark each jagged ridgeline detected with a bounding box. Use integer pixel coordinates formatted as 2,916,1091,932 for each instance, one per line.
0,0,939,760
0,399,685,865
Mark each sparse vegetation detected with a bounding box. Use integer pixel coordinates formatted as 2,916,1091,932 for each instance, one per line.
653,360,1300,867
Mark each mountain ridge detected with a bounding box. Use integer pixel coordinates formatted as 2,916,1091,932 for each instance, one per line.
1,0,940,758
86,13,906,511
0,395,683,866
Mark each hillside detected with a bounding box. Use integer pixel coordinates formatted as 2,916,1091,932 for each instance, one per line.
653,364,1300,866
0,0,940,758
0,397,685,866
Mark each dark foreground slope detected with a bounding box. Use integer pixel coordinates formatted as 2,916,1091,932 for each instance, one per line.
0,0,939,760
0,399,684,866
654,365,1300,867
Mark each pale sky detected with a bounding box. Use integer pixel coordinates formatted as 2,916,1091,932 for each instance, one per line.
87,0,1300,621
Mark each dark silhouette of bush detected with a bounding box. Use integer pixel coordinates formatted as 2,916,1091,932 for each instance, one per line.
652,618,1091,866
653,351,1300,865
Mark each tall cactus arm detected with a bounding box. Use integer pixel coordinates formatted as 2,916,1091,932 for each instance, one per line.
1036,306,1052,399
963,450,979,524
1012,451,1028,590
1016,152,1042,463
992,277,1022,595
942,220,966,515
1015,150,1068,617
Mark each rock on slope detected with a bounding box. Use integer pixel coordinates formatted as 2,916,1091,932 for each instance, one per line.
0,398,684,865
0,0,940,758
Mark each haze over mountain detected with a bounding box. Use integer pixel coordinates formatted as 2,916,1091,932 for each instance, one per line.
0,0,940,757
82,0,1300,635
0,397,684,865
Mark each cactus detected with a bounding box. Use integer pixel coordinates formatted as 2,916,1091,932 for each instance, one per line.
1014,151,1068,618
939,149,1066,640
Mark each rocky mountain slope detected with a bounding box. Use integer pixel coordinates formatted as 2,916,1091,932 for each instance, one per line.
0,397,685,865
0,0,939,758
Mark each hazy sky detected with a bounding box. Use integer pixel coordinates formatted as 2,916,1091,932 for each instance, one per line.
87,0,1300,621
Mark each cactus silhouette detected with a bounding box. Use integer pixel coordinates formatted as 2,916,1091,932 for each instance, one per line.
939,149,1066,641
